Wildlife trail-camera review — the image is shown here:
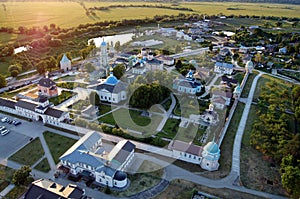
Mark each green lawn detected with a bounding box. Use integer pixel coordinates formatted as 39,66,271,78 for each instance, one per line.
157,118,180,139
99,108,161,137
43,131,77,164
98,104,115,115
114,160,163,197
0,165,14,192
218,102,245,177
34,158,51,173
49,90,77,106
0,84,36,99
5,185,27,199
8,138,44,166
241,73,256,98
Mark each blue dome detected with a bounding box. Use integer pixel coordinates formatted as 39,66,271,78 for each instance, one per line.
114,171,127,181
203,141,220,154
105,72,118,85
101,40,107,46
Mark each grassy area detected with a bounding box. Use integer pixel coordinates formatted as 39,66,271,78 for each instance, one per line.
0,2,299,29
241,73,256,98
49,90,77,106
0,165,14,192
34,158,51,173
9,138,44,166
0,84,36,99
43,131,77,164
157,118,180,139
5,185,27,199
240,105,288,196
99,108,162,136
115,160,163,197
161,97,172,111
155,179,266,199
68,99,90,111
98,104,115,115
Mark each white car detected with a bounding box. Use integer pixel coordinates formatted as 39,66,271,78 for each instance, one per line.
0,126,5,131
0,129,9,136
1,117,7,123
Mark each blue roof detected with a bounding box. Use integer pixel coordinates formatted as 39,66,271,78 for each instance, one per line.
203,141,220,154
60,54,70,63
216,62,233,69
234,84,242,94
105,72,119,85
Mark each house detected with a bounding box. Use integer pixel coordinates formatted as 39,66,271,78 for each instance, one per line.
24,179,85,199
173,71,202,95
200,141,220,171
155,55,175,66
92,72,127,103
0,97,70,125
200,104,219,126
219,48,231,57
211,96,226,110
156,28,177,37
131,50,164,74
168,140,203,164
279,47,287,54
38,77,58,98
214,62,234,75
211,90,232,106
239,46,248,54
60,54,72,72
221,75,238,86
59,131,135,188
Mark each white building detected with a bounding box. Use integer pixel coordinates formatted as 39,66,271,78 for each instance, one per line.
214,62,234,75
0,97,70,125
245,60,254,73
60,131,135,188
173,71,202,94
155,55,175,66
60,54,72,72
200,141,220,171
92,72,127,103
211,90,232,106
168,140,202,164
100,40,109,71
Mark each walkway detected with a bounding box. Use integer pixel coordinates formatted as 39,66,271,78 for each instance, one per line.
156,94,176,132
232,73,261,178
0,184,15,199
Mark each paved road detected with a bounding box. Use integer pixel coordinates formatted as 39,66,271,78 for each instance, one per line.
156,94,176,132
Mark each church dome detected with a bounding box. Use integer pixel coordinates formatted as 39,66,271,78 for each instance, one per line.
105,72,118,85
114,171,127,181
246,60,254,69
234,83,242,94
101,40,107,46
203,141,220,154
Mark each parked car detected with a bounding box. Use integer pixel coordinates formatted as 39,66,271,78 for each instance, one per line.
14,121,21,126
7,120,13,124
1,117,7,123
0,129,9,136
0,126,5,131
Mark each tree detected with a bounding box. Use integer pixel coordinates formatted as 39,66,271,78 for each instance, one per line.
84,63,96,73
175,59,182,70
36,61,47,74
175,45,182,53
114,41,121,52
0,74,7,88
280,155,300,198
11,70,19,77
112,64,126,79
47,57,57,72
8,64,22,74
275,21,283,28
292,21,298,28
89,91,100,106
209,44,213,52
12,165,32,186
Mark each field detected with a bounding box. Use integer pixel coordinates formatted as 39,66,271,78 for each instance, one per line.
0,2,299,29
8,138,45,166
43,131,77,164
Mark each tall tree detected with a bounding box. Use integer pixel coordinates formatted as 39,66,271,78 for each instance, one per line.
112,64,126,79
12,165,32,186
0,74,7,88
